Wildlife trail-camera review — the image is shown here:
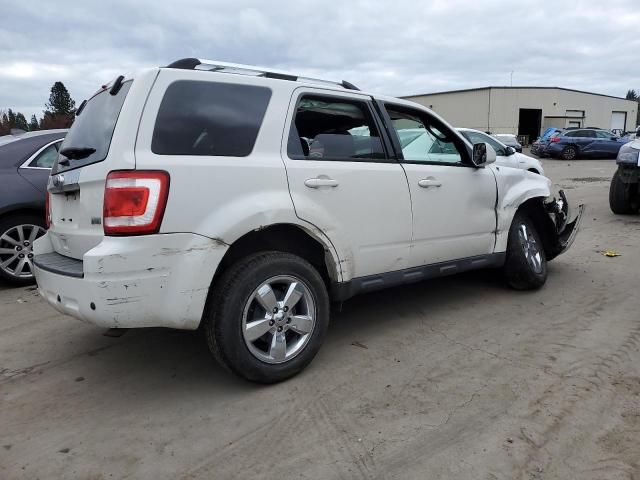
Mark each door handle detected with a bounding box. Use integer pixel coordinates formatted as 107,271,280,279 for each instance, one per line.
304,177,339,188
418,179,442,188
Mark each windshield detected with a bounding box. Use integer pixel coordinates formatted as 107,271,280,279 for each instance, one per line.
54,81,131,173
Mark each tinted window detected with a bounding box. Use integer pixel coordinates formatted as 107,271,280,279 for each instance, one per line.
56,81,131,173
287,96,385,161
152,81,271,157
385,106,463,164
595,130,613,138
30,142,60,168
461,131,506,156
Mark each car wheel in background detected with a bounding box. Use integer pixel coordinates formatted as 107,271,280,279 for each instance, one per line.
609,170,639,214
561,146,578,160
203,251,330,383
503,212,547,290
0,214,46,286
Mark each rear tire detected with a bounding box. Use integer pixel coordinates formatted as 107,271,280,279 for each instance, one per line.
561,145,578,160
0,214,46,286
203,251,330,383
504,212,547,290
609,170,638,214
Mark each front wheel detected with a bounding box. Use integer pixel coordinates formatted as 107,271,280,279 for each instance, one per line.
504,212,547,290
203,252,330,383
609,169,638,214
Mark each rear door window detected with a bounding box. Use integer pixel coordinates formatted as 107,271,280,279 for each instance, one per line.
55,81,131,173
152,81,271,157
287,95,386,161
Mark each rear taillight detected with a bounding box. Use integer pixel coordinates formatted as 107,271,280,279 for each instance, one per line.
103,171,170,235
550,136,561,143
45,191,51,229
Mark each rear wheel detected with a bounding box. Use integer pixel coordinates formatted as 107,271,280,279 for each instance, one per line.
0,214,46,286
203,252,330,383
609,169,638,214
504,212,547,290
561,145,578,160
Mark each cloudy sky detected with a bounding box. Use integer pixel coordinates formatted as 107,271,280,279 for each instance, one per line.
2,0,639,120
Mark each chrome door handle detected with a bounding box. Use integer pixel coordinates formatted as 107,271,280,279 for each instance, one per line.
418,179,442,188
304,177,339,188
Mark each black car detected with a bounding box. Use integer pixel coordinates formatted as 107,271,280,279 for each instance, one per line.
493,134,522,153
0,129,67,285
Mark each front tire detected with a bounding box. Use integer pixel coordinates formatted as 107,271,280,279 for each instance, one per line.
504,212,547,290
609,169,638,214
203,252,330,383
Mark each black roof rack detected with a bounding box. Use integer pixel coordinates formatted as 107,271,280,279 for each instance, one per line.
165,58,360,91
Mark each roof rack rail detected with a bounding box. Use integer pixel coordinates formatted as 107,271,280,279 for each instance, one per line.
165,58,360,91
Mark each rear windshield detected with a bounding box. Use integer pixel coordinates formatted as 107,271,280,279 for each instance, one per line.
54,81,132,173
151,80,271,157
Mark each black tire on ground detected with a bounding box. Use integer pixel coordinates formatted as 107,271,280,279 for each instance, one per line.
561,145,578,160
203,251,330,383
0,214,46,286
503,212,547,290
609,169,638,214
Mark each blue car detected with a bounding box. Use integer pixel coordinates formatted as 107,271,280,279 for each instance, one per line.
544,128,627,160
530,128,562,157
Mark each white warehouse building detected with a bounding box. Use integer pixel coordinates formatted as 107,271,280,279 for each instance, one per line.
402,86,637,144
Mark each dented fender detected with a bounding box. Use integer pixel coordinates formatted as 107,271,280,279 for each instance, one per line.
491,166,583,258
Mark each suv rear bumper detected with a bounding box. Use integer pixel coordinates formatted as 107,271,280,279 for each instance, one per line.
33,232,227,330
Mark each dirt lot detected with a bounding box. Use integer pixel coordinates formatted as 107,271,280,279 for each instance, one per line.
1,157,639,479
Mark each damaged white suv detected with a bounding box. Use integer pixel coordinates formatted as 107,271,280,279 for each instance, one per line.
34,59,583,383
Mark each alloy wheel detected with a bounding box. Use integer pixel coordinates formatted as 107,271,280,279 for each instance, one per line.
241,275,316,364
518,223,543,274
0,224,46,280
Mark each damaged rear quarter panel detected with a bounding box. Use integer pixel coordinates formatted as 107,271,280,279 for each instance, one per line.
491,166,552,253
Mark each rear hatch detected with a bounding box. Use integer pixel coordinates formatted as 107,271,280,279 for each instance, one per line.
47,70,157,259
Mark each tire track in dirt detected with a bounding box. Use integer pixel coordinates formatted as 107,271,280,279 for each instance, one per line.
508,289,640,479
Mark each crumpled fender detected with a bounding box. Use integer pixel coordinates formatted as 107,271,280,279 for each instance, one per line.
492,166,583,259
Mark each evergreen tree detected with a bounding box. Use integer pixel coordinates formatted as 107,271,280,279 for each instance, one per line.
45,81,76,115
0,111,9,135
41,81,76,129
28,114,39,131
625,89,637,101
14,112,28,131
7,108,16,128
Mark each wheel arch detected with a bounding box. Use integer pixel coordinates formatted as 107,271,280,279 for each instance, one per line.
209,223,342,296
513,197,558,260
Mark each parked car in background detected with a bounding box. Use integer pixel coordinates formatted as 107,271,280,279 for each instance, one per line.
458,128,544,174
0,129,67,285
609,138,640,214
493,133,522,152
530,127,562,157
543,128,627,160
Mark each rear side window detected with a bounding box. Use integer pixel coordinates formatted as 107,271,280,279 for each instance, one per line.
30,142,61,168
152,81,271,157
56,81,131,173
287,95,386,161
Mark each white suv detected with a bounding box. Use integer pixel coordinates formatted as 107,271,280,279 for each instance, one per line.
34,58,583,383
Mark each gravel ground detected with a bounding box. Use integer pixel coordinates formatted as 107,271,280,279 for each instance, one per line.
1,157,639,479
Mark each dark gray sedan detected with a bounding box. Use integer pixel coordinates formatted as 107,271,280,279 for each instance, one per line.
0,129,67,285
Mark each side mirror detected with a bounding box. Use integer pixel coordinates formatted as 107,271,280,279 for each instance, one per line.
505,146,516,156
472,142,497,167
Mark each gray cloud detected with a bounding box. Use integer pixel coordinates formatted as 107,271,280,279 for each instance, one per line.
2,0,640,120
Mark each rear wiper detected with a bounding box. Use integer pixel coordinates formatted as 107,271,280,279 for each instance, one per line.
59,147,96,160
